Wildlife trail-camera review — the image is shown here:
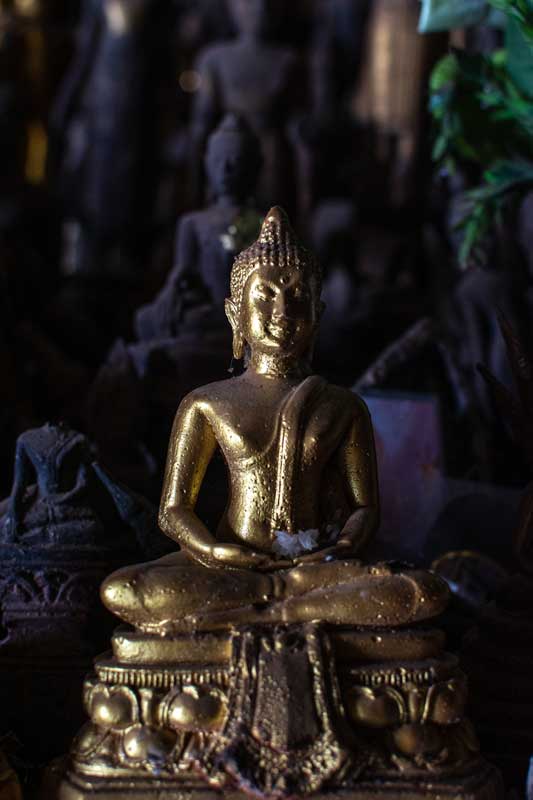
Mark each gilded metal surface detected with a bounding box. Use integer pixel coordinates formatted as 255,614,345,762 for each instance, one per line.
52,757,503,800
111,628,232,664
55,208,499,800
112,627,446,667
57,626,499,800
332,629,446,664
101,207,448,634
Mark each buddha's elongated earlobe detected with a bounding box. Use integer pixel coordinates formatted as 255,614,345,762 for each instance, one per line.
225,298,245,360
232,333,245,361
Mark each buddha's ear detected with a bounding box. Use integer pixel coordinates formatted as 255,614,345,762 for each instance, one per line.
225,298,244,360
225,298,237,330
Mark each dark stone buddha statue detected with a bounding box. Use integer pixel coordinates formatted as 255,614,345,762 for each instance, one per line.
136,113,263,342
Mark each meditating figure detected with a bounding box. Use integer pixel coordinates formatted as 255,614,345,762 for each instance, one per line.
191,0,301,213
135,112,263,341
102,207,448,633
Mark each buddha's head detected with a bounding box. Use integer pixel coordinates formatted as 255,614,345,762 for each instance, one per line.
228,0,277,40
226,207,323,364
206,114,262,202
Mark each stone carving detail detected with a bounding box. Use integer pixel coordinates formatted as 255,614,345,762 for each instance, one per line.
65,626,488,799
0,423,166,762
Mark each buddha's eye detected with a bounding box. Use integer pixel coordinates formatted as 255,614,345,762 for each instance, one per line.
255,283,275,301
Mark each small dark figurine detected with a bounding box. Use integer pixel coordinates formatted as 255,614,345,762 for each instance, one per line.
0,422,166,762
191,0,302,212
3,424,92,543
90,120,254,505
136,113,263,341
51,0,168,277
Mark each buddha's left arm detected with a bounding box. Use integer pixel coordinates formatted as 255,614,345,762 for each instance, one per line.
336,398,380,555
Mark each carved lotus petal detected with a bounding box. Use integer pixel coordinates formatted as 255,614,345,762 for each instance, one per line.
72,722,108,759
427,678,467,725
89,685,138,730
392,723,444,757
346,686,404,728
122,724,177,763
161,685,226,731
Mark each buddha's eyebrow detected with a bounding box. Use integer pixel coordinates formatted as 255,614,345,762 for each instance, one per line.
256,274,303,289
254,277,278,289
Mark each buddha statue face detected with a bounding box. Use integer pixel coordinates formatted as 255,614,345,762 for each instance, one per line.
206,115,261,202
228,0,273,39
240,265,318,359
226,207,322,362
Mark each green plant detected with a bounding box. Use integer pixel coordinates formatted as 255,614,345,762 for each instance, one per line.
488,0,533,38
422,0,533,266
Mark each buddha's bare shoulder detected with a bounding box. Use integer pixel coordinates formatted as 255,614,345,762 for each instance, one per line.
327,384,371,421
175,377,244,417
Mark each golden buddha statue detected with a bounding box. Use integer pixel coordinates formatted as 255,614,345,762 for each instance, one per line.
101,207,445,634
54,208,502,800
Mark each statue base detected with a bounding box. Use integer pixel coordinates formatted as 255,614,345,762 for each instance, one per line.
50,625,503,800
53,760,502,800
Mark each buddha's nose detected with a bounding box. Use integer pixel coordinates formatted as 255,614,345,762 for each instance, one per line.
273,291,288,318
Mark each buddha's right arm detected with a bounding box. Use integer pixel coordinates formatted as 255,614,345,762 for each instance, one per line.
158,394,274,570
158,394,219,561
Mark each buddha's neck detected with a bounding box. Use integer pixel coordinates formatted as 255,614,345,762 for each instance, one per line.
248,351,311,380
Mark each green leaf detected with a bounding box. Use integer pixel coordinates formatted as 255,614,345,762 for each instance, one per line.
506,15,533,96
490,48,508,68
456,159,533,265
488,0,533,38
418,0,489,32
484,158,533,187
432,134,449,160
430,53,460,91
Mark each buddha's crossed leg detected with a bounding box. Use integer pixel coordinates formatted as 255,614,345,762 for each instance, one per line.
101,552,448,634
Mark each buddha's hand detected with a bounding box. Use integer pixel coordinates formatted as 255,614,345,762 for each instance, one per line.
335,508,378,555
211,544,272,570
296,538,354,564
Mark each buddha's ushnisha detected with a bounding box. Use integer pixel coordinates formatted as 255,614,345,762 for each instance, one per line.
102,208,448,632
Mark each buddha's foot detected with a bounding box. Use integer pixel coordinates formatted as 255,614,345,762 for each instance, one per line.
52,624,502,800
277,565,449,628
